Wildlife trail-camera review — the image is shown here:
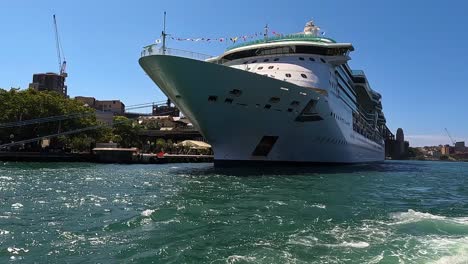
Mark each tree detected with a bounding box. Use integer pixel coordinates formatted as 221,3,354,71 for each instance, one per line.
70,135,94,152
0,88,97,150
112,116,142,148
155,138,166,152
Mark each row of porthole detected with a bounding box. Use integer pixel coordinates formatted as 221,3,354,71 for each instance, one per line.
207,95,302,113
243,57,327,64
317,136,348,145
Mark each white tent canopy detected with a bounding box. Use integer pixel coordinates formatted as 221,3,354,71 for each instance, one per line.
176,140,211,149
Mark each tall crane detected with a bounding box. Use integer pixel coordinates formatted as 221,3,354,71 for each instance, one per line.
445,128,456,145
53,14,67,77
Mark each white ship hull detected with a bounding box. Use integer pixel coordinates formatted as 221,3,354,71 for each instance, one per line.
139,55,385,165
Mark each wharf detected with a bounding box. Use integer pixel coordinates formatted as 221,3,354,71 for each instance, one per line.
0,151,213,164
0,152,94,162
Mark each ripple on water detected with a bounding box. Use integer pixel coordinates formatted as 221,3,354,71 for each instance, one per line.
141,209,157,217
2,161,468,263
11,203,23,209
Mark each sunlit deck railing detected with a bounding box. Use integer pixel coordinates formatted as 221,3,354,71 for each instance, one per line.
141,44,215,61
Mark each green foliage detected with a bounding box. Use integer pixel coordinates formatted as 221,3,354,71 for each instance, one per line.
408,147,422,158
111,116,142,148
0,88,97,149
440,155,449,161
70,135,94,152
155,138,166,151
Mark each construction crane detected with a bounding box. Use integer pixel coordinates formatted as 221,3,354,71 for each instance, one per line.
53,14,67,77
445,128,456,146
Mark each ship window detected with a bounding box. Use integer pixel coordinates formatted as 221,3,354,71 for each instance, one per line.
287,108,293,112
263,59,269,62
225,98,233,104
299,57,305,61
309,57,315,61
320,58,326,63
208,96,218,102
291,101,300,107
274,58,279,61
258,67,263,70
269,97,280,103
268,66,274,69
285,73,291,78
301,74,308,79
264,104,271,109
229,89,242,97
252,60,257,63
243,61,248,64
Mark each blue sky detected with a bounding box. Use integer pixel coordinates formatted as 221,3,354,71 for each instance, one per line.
1,0,467,146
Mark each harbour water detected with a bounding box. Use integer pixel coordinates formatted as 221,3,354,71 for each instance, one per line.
1,161,467,263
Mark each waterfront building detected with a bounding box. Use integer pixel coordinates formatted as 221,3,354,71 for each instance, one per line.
29,72,67,96
140,21,392,164
138,116,192,130
75,96,125,115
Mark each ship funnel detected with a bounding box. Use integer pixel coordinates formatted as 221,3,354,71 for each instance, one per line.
304,20,320,36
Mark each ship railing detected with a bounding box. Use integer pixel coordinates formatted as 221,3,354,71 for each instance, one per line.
141,44,215,61
351,70,365,77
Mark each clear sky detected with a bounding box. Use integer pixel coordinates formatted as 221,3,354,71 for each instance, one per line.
1,0,467,146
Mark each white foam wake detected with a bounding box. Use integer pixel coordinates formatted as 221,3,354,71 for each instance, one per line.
390,209,468,225
141,209,156,217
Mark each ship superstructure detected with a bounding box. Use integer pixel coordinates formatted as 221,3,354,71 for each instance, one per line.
139,21,388,165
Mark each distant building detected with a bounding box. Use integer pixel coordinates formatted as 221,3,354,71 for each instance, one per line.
455,141,466,153
29,73,67,96
441,144,452,155
137,116,190,130
75,96,125,115
95,100,125,115
428,150,441,159
75,96,96,107
153,99,180,117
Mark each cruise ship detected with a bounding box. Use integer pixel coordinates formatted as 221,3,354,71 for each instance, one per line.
139,21,390,165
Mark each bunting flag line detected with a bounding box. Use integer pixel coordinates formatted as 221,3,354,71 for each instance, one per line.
155,30,285,44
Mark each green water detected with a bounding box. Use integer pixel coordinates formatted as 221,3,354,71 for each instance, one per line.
1,161,468,263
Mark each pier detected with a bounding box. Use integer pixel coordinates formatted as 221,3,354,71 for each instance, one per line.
0,151,213,164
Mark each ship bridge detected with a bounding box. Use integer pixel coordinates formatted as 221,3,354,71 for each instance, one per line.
211,35,354,66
